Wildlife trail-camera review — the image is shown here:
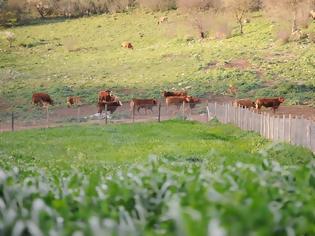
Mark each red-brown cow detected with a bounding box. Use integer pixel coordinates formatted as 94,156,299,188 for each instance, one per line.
255,97,285,113
130,99,158,114
98,90,113,103
32,93,54,107
163,91,188,98
165,96,191,113
67,96,81,108
97,100,122,114
233,99,255,109
186,96,201,109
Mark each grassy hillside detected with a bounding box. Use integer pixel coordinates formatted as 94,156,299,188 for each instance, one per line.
1,10,315,113
0,121,314,235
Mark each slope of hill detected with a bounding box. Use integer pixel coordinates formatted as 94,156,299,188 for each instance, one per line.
1,10,315,112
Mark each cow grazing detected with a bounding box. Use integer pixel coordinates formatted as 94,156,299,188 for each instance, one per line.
121,42,133,49
165,96,190,113
163,91,187,98
67,96,81,107
158,16,168,24
98,90,113,103
233,99,255,109
255,97,285,113
98,100,122,115
227,84,237,96
32,93,54,107
186,96,201,109
130,99,158,114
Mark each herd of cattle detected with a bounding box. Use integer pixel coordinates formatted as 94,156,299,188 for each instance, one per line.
31,91,285,116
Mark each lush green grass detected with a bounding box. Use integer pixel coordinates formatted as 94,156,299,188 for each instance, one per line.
1,10,315,116
0,120,312,172
0,121,314,235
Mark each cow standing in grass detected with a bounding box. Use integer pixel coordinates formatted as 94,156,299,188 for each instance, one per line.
130,99,158,114
97,100,122,115
67,96,81,107
32,93,54,107
233,99,255,109
163,91,187,98
255,97,285,113
98,90,114,103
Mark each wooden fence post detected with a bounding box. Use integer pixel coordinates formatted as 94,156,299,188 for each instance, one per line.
77,106,81,123
306,120,311,149
214,102,217,118
132,104,135,123
206,105,210,122
182,101,185,120
11,112,14,132
46,106,49,129
271,114,274,140
105,103,108,125
158,102,161,122
225,104,228,124
282,114,285,142
289,114,292,144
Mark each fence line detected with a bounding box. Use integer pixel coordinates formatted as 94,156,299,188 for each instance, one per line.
208,102,315,153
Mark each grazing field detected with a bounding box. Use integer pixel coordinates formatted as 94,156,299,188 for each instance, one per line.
0,120,314,235
1,10,315,115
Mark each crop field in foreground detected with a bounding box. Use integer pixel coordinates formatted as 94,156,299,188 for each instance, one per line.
1,10,315,114
0,120,314,235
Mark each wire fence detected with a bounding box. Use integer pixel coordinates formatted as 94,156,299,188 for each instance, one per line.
1,100,314,153
207,102,315,153
0,100,209,132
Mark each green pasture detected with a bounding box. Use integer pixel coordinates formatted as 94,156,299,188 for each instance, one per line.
1,10,315,116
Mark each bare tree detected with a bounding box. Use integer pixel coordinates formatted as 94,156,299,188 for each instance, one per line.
224,0,253,34
27,0,57,18
264,0,312,33
4,31,15,47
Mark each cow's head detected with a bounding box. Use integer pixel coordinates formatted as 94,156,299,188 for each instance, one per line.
153,99,158,105
278,97,285,103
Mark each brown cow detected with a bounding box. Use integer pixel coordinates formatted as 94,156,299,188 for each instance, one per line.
186,96,201,109
158,16,168,24
227,84,237,96
67,96,81,108
163,91,187,98
165,96,191,113
233,99,255,109
130,99,158,114
32,93,54,107
121,42,133,49
98,100,122,115
255,97,285,113
98,90,113,103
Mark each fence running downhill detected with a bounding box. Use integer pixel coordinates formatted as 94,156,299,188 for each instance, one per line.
207,102,315,153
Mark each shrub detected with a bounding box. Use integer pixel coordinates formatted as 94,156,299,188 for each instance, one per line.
3,31,16,47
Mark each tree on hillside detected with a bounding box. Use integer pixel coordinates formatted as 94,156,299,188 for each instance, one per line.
263,0,312,33
177,0,223,39
26,0,57,18
224,0,253,34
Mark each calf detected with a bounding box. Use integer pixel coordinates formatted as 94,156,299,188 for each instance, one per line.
186,96,201,109
255,97,285,113
67,96,81,107
163,91,187,98
98,90,113,103
233,99,255,109
121,42,133,49
165,96,191,114
32,93,54,107
97,100,122,115
130,99,158,114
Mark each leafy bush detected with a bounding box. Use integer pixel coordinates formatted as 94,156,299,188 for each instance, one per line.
0,157,314,235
